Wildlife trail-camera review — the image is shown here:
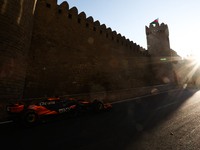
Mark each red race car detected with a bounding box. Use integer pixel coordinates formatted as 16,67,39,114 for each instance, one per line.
6,98,112,127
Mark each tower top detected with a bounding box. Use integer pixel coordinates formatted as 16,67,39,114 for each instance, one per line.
145,22,169,36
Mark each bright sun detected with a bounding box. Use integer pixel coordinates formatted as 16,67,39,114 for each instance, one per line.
181,53,200,88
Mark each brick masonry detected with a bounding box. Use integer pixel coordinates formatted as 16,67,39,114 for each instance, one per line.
0,0,191,122
23,0,158,98
0,0,37,100
146,23,175,84
1,0,176,102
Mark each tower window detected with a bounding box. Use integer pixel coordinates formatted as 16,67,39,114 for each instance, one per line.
86,23,89,27
93,27,96,31
112,37,114,40
106,34,108,37
68,14,72,19
46,3,51,8
58,9,62,14
117,39,119,43
100,30,102,34
78,18,81,23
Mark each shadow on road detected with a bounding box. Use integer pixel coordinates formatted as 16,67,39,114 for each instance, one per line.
119,89,199,149
134,89,197,129
0,89,198,150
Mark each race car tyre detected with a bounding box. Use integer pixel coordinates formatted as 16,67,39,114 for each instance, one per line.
22,110,40,128
93,100,104,112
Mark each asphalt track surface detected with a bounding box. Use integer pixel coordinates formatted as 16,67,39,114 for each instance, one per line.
1,89,200,150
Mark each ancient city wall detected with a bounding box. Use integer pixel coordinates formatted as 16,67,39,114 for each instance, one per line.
0,0,37,100
146,23,170,57
146,23,175,84
23,0,155,98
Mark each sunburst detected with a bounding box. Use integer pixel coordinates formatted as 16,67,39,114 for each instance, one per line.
177,54,200,88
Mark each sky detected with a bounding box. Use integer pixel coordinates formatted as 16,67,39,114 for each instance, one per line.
57,0,200,58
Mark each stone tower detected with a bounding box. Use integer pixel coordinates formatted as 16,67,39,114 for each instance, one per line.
0,0,37,100
146,22,175,83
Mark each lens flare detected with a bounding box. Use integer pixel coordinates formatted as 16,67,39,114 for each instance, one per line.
163,77,170,83
88,37,94,44
195,76,200,89
183,84,187,89
151,88,158,94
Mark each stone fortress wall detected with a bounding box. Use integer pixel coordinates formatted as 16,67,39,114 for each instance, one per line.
23,0,158,98
1,0,197,122
145,22,175,84
146,23,170,57
0,0,37,100
145,22,200,86
1,0,182,101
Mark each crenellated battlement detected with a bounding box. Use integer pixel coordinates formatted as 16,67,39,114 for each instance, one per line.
145,22,169,36
0,0,178,100
39,0,148,56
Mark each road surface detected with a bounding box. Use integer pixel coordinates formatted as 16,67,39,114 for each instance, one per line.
1,89,200,150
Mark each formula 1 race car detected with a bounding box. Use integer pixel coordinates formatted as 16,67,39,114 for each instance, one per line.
6,98,112,127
